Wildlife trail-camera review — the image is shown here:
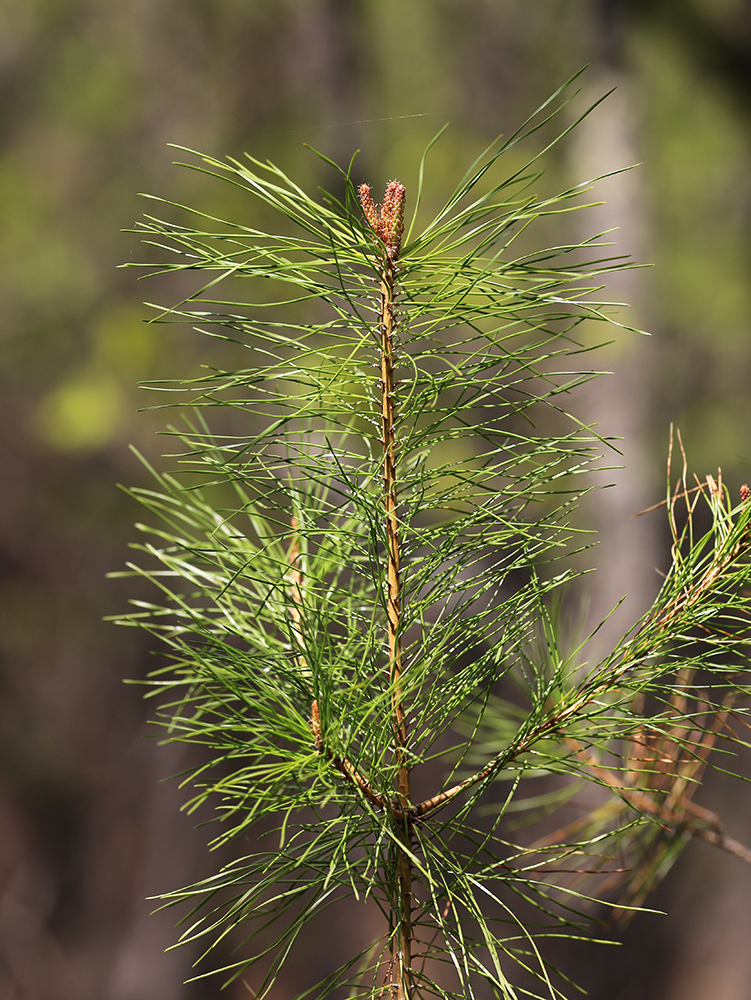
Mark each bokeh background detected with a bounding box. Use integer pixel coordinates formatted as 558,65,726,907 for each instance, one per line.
3,1,751,997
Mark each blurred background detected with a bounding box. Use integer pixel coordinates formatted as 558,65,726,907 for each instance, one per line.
2,0,751,997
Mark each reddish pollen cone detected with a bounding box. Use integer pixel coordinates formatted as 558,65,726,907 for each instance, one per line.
359,180,406,260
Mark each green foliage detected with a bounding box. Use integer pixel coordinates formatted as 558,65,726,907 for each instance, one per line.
115,79,751,1000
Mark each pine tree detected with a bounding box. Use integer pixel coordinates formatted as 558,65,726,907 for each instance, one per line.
115,77,751,1000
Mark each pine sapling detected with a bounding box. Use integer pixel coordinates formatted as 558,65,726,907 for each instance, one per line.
115,77,751,1000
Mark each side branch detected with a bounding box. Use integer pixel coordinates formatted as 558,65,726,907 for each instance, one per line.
695,827,751,865
413,714,566,819
288,521,387,812
310,700,388,811
562,738,751,867
414,488,751,822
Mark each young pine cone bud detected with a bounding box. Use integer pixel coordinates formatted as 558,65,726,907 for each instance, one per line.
741,484,750,503
358,180,406,261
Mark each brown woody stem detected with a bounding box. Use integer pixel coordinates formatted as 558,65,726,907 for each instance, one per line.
413,510,751,824
379,258,412,1000
563,738,751,867
310,699,388,810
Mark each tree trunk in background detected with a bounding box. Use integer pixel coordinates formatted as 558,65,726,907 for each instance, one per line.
569,71,662,654
566,11,751,997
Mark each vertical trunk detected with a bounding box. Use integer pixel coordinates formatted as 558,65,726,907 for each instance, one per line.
568,75,660,654
379,261,412,1000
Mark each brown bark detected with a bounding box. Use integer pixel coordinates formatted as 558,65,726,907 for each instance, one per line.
379,260,412,1000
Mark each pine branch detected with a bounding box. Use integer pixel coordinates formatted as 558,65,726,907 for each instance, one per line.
415,473,751,824
562,737,751,866
310,698,388,811
695,826,751,865
288,516,389,813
